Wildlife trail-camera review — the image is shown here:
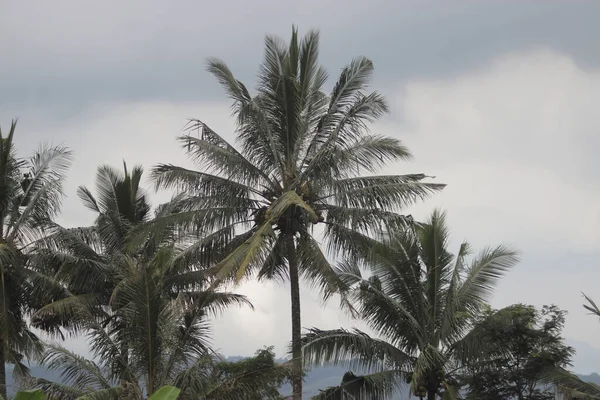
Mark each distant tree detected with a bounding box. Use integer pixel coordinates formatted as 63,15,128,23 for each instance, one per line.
461,304,574,400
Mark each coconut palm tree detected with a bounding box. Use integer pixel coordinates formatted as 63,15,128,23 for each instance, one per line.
27,246,260,399
302,210,520,400
0,120,72,399
142,27,443,399
32,161,191,333
32,162,204,382
34,161,151,304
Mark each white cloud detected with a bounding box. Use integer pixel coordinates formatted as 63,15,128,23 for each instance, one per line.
388,49,600,253
390,49,600,362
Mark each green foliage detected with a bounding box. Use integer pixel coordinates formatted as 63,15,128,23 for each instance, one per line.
13,390,46,400
25,345,290,400
145,26,443,399
302,210,519,399
0,120,72,398
27,161,252,398
175,346,290,399
461,304,574,400
148,386,181,400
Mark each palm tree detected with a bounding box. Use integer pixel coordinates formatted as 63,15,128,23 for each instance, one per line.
34,161,151,302
0,120,72,399
28,246,259,399
32,162,205,382
30,162,157,378
302,210,519,400
143,27,444,399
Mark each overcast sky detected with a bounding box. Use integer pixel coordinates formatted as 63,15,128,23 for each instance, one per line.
3,0,600,373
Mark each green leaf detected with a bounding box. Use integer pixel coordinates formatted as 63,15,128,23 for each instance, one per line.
148,386,181,400
13,390,46,400
269,190,318,222
215,218,275,282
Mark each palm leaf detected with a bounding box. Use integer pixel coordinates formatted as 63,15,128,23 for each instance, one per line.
302,328,412,372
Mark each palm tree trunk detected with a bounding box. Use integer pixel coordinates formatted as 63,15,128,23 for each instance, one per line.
285,233,303,400
0,340,6,400
427,392,436,400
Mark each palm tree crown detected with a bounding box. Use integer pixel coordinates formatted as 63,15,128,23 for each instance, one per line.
303,210,519,400
32,162,253,397
32,162,158,335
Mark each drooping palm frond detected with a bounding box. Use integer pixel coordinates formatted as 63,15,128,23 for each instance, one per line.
41,345,115,392
539,366,600,399
583,293,600,318
303,328,413,373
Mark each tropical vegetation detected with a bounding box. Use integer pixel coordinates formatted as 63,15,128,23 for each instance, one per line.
302,210,519,399
0,26,598,400
461,304,575,400
142,26,443,399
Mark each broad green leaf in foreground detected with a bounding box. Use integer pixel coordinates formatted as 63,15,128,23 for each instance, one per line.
13,390,46,400
148,386,181,400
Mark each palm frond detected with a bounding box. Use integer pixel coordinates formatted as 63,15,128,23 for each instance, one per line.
152,164,259,197
212,219,275,282
77,187,100,214
205,59,252,108
324,175,444,212
297,233,346,302
41,344,114,391
302,328,412,372
455,245,519,314
179,122,277,190
583,293,600,318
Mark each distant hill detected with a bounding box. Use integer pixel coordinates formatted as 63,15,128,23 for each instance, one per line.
578,372,600,386
8,360,600,399
5,365,63,398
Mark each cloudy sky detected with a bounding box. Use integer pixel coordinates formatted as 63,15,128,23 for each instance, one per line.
3,0,600,373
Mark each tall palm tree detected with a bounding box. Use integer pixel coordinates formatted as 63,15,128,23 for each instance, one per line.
32,162,190,380
29,246,256,399
143,27,444,399
30,162,156,353
302,210,519,400
0,120,72,399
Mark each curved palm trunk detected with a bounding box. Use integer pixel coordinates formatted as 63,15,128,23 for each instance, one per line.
285,234,303,400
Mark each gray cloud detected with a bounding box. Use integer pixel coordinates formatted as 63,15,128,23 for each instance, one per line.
2,1,600,110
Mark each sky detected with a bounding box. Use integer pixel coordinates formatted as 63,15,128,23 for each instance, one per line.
2,0,600,373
